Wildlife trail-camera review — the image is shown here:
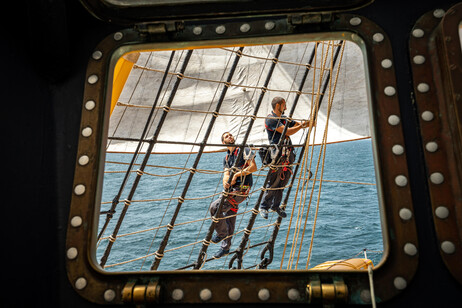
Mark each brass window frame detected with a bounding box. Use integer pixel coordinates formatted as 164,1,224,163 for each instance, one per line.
66,13,419,305
409,3,462,285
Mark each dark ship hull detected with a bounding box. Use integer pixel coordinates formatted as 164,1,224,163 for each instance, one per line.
4,0,462,307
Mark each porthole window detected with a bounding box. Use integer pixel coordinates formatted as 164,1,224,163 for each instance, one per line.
66,9,418,306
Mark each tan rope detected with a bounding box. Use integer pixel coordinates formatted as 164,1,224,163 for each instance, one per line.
115,102,317,123
305,41,346,269
284,41,332,269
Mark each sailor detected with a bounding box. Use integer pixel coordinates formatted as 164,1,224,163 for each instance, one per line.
259,96,312,219
210,132,257,259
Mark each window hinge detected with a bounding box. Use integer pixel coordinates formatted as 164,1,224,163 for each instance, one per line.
122,279,160,304
306,275,348,305
135,21,184,35
290,13,333,25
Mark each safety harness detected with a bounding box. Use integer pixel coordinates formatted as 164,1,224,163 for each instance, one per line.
264,114,295,175
225,147,252,212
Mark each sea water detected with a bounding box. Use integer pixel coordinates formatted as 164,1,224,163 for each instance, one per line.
97,139,383,271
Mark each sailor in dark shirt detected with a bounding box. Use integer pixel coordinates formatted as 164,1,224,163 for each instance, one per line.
209,132,257,258
259,96,312,219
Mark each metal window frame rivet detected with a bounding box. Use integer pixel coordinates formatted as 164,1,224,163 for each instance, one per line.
240,23,251,33
85,100,96,110
82,127,93,137
71,216,83,227
394,277,407,290
265,21,275,30
421,111,434,121
192,26,202,35
74,184,86,195
113,32,123,41
67,247,78,259
384,86,396,96
381,59,392,68
104,289,116,302
349,17,362,26
87,74,99,84
215,25,226,34
430,172,444,184
287,288,300,301
395,175,408,187
435,206,449,219
92,50,103,60
75,277,87,290
412,28,424,38
425,141,438,152
199,289,212,301
413,55,425,64
433,9,445,18
404,243,418,256
399,208,413,221
360,289,371,303
228,288,241,301
392,144,404,155
417,83,430,93
258,288,270,301
78,155,90,166
388,115,400,126
373,33,384,42
441,241,456,254
172,289,184,301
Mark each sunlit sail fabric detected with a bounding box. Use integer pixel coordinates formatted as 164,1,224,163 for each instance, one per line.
107,41,369,154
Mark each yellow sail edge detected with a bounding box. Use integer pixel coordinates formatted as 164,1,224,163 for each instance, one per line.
111,52,140,116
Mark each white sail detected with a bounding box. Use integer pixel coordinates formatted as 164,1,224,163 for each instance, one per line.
107,41,369,153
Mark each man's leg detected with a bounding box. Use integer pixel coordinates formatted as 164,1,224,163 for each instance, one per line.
214,195,241,258
270,168,292,218
260,170,281,210
221,210,237,251
210,197,230,239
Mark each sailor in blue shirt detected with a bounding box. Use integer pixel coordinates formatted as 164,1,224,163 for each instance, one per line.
209,132,257,258
259,96,312,219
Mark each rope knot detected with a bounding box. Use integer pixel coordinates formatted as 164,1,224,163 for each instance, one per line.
203,239,211,246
